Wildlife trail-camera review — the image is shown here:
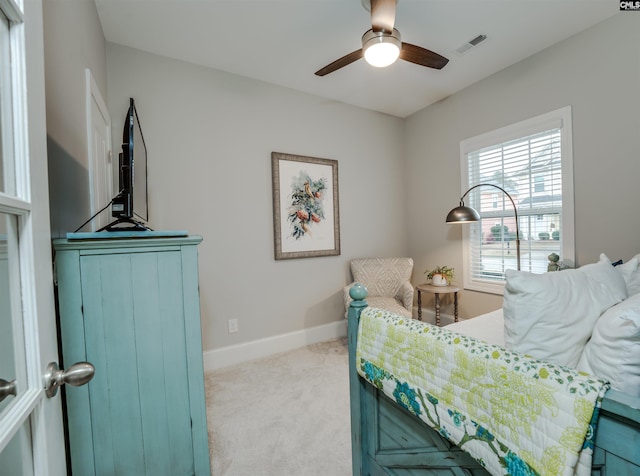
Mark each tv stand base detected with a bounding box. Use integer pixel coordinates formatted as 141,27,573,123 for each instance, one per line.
99,217,152,232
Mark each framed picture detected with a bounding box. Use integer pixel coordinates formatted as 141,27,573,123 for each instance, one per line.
271,152,340,260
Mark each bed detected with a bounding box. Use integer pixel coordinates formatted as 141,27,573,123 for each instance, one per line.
347,257,640,475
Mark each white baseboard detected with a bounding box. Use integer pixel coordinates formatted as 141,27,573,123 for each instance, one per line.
203,320,347,371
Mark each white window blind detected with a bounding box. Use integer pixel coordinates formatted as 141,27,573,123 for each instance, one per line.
460,107,574,294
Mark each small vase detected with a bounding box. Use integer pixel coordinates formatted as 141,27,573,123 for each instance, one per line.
431,274,448,286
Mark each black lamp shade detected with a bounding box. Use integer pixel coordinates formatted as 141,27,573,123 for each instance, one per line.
445,205,481,223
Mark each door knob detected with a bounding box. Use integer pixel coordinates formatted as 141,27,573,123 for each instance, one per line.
0,378,17,403
44,361,95,398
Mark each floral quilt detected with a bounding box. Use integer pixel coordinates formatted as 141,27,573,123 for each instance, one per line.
356,308,610,476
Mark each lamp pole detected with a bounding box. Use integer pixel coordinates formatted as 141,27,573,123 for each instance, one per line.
449,183,520,271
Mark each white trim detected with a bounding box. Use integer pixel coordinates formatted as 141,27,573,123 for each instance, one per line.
461,110,566,156
558,109,575,268
0,0,45,463
203,320,347,371
0,192,31,214
0,0,23,23
459,106,575,294
9,16,28,202
0,12,15,196
0,389,40,452
85,68,112,231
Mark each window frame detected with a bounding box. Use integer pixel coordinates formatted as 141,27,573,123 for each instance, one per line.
459,106,575,294
0,0,45,459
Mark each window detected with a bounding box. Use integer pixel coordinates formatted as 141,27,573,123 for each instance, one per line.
459,107,575,294
534,175,545,192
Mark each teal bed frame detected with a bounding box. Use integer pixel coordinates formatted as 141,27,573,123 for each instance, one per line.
347,291,640,475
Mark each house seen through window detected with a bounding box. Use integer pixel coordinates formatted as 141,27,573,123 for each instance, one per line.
459,107,575,294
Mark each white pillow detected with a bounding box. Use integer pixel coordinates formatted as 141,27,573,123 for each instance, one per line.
616,254,640,296
577,293,640,397
503,255,627,368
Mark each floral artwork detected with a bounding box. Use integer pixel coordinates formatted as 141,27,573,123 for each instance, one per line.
271,152,340,260
287,174,327,239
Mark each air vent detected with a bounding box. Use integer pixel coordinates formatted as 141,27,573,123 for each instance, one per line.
455,34,487,55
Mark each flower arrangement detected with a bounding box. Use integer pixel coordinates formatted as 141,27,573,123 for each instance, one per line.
424,265,455,285
287,173,327,239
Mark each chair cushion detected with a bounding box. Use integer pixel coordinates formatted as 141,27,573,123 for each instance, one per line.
351,258,413,298
366,297,412,318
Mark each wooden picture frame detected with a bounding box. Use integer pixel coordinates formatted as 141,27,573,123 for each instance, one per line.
271,152,340,260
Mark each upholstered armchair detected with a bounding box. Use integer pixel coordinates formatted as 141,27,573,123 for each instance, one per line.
343,257,414,318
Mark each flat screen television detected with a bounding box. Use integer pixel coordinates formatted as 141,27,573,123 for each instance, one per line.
107,98,149,231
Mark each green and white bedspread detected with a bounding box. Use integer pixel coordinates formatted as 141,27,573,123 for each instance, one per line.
356,308,610,476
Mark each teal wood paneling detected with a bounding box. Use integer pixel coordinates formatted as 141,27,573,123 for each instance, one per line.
56,249,98,475
600,388,640,424
155,251,194,474
376,391,450,452
179,243,211,476
371,393,486,472
602,453,640,475
54,235,202,252
53,236,210,476
348,296,368,476
592,450,640,476
81,253,145,474
594,411,640,469
131,251,180,474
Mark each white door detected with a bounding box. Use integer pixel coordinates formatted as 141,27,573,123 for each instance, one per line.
86,69,113,231
0,0,77,474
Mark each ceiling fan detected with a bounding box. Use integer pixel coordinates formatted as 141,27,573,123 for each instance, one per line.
315,0,449,77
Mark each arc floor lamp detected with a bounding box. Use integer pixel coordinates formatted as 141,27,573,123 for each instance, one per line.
445,183,521,271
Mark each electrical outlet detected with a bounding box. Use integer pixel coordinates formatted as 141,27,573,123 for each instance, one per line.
228,318,239,333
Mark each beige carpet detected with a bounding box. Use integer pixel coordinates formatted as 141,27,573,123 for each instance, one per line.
205,338,352,475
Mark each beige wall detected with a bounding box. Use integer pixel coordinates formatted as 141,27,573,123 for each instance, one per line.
405,13,640,319
43,0,107,237
42,0,408,354
42,5,639,354
105,44,408,351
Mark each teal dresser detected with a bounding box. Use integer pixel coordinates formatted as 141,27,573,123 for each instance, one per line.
53,236,211,475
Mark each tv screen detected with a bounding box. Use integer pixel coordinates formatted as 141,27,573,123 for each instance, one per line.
131,100,148,222
111,98,148,227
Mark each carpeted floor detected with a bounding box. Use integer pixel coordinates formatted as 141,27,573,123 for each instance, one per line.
205,338,352,475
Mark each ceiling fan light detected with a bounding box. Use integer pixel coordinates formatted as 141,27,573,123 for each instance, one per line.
362,29,401,68
365,43,400,67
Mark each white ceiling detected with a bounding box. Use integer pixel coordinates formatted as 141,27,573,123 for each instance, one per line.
94,0,617,118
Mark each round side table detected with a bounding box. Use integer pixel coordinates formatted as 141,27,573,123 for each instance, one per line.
416,283,460,326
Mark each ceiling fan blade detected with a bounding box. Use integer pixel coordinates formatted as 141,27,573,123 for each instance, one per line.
315,49,364,76
400,42,449,70
370,0,396,33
